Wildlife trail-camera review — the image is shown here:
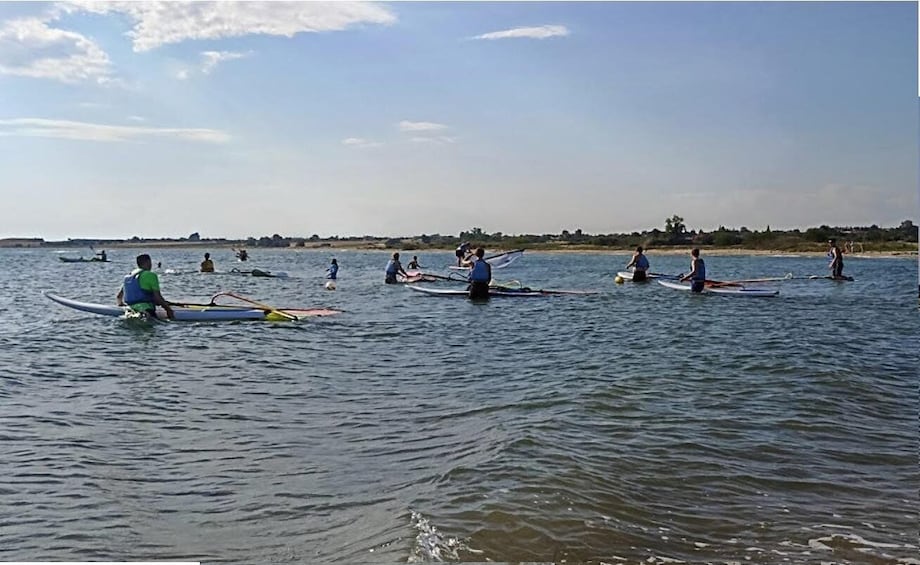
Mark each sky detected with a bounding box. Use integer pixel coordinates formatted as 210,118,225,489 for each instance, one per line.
0,1,916,240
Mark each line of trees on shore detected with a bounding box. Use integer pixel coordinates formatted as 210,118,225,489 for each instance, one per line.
14,216,918,252
403,216,917,252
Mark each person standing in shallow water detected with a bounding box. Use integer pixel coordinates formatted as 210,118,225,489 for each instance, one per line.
385,252,408,284
680,248,706,293
326,258,338,280
625,246,650,282
467,248,492,299
407,255,422,270
828,239,845,279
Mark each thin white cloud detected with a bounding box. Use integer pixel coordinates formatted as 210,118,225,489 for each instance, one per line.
0,118,230,143
472,25,569,41
399,120,448,132
0,17,113,83
201,50,251,74
175,69,190,80
127,115,146,122
57,1,396,52
341,137,381,148
410,136,456,145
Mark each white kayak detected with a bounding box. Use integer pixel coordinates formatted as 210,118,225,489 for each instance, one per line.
448,249,524,271
656,279,778,297
407,285,595,297
44,292,340,321
616,271,678,281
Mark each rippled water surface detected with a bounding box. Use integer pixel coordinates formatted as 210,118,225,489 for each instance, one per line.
0,248,916,564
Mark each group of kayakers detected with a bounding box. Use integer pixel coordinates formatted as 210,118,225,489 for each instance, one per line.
625,246,707,292
386,248,490,298
113,236,851,319
622,238,847,292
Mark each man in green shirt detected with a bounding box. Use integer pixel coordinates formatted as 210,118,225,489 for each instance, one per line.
116,254,175,319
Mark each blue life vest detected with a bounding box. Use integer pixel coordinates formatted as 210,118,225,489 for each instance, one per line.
635,254,650,270
327,264,338,280
123,271,154,305
692,258,706,281
469,259,490,282
385,260,399,275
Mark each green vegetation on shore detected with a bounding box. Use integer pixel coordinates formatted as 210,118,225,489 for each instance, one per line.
3,217,917,254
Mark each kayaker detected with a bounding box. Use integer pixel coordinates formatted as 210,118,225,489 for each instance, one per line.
455,242,471,266
680,248,706,293
467,247,492,299
200,252,215,273
96,250,107,262
236,248,248,261
385,252,408,284
116,254,175,319
828,239,845,279
407,255,422,270
625,246,650,282
326,258,338,280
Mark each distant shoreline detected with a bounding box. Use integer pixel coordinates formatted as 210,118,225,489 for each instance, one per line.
21,239,917,258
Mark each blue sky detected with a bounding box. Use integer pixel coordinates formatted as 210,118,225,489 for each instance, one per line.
0,1,916,240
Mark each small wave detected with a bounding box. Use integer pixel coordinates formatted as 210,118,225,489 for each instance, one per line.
408,510,476,562
808,532,917,563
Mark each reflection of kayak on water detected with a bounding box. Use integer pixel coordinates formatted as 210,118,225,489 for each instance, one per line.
407,284,597,297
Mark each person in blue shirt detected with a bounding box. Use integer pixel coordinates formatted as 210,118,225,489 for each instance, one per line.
467,247,492,299
385,252,408,284
625,246,650,282
680,248,706,293
326,258,338,280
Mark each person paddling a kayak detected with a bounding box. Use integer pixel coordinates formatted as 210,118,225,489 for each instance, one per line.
468,247,492,299
385,252,408,284
200,253,215,273
625,246,650,282
828,239,845,280
680,248,706,293
116,254,175,319
95,249,107,262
